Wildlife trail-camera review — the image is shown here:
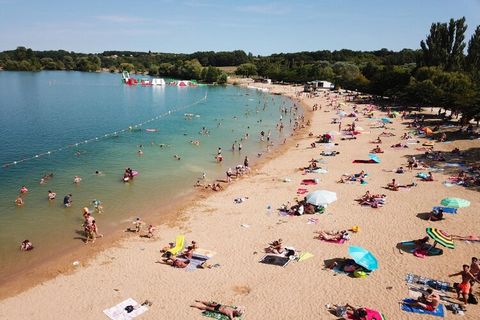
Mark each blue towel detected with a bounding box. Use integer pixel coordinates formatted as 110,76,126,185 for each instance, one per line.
186,256,209,271
432,206,457,214
401,299,444,317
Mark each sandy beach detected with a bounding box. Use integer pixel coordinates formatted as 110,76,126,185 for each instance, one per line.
1,82,479,320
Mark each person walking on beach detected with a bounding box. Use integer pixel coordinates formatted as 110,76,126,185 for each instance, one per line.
449,264,480,305
244,156,249,168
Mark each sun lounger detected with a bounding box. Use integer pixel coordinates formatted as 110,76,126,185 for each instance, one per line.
432,206,457,214
167,234,185,255
260,254,290,267
103,298,148,320
401,299,445,317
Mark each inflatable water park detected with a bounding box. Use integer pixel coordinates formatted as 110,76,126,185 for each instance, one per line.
122,71,198,87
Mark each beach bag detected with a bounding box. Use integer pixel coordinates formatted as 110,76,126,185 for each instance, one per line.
468,293,478,305
335,306,347,317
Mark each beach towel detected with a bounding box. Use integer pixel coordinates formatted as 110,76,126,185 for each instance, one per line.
260,254,290,267
202,306,242,320
352,160,377,164
103,298,148,320
401,299,445,317
186,255,209,271
321,238,346,245
194,248,217,259
432,206,457,214
405,274,451,291
346,308,385,320
301,179,318,185
297,252,314,262
297,188,308,194
167,235,185,255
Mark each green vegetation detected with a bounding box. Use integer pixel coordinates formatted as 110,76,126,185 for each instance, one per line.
0,17,479,119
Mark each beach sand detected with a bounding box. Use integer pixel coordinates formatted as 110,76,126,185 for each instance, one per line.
0,83,479,320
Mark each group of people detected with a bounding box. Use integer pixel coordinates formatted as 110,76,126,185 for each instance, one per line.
356,191,386,208
82,207,102,244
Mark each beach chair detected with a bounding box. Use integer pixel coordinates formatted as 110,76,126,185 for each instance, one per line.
167,235,185,255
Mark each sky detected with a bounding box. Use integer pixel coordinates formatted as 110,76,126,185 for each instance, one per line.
1,0,479,55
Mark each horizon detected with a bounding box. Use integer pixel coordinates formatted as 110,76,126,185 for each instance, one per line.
1,0,479,55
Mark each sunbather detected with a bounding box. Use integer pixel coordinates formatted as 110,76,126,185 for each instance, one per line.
191,301,244,319
162,255,190,268
379,131,395,137
266,239,284,254
404,288,440,312
315,230,350,241
327,303,368,320
387,179,416,191
370,145,383,153
422,172,434,181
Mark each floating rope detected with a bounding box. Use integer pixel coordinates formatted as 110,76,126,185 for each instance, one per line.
2,91,208,169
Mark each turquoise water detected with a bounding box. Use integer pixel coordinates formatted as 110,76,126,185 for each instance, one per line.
0,71,296,279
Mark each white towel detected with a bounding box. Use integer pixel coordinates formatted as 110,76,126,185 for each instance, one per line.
103,298,148,320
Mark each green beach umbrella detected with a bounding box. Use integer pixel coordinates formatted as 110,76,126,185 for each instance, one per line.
426,228,455,249
440,197,470,208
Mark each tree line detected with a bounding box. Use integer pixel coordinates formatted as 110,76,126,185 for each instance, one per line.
0,17,479,120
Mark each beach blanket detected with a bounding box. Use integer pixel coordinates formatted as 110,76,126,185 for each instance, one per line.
297,188,308,194
301,179,318,185
432,206,457,214
260,254,290,267
401,299,445,317
103,298,148,320
346,308,385,320
321,238,346,245
186,255,209,271
202,305,242,320
352,160,377,164
405,274,451,291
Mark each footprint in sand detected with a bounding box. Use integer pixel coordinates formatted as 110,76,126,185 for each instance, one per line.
232,285,251,296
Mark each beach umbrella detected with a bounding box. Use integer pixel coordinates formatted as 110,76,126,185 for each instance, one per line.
368,153,380,163
380,117,392,123
426,228,455,249
440,197,470,208
348,245,378,271
305,190,337,206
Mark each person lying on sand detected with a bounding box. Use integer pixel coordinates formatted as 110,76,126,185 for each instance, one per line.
379,131,395,137
161,252,190,268
387,179,416,191
266,239,284,254
327,303,368,320
404,288,440,312
391,142,408,148
371,137,382,144
191,301,244,320
421,172,434,181
315,230,350,241
371,145,384,153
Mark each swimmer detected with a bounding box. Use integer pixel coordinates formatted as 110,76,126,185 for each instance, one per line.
138,150,144,155
15,196,24,206
92,199,104,213
173,155,181,160
20,240,33,251
64,194,73,207
48,190,56,200
20,186,28,194
73,176,82,184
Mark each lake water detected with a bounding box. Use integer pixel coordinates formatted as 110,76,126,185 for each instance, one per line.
0,71,297,281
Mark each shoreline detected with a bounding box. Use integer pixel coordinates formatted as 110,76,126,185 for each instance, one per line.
0,83,308,300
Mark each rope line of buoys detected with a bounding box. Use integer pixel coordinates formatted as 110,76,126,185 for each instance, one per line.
2,92,208,169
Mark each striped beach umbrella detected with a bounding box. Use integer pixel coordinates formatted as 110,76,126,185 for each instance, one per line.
426,228,455,249
440,197,470,208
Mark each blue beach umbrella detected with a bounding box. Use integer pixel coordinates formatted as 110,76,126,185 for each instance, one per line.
368,153,380,163
348,245,379,271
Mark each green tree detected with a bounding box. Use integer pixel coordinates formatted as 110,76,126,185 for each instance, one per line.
63,56,76,70
466,25,480,81
157,62,174,76
119,63,134,72
217,72,228,84
235,63,257,77
420,17,467,71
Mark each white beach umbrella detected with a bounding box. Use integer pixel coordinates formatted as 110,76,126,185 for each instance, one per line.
305,190,337,206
